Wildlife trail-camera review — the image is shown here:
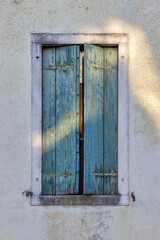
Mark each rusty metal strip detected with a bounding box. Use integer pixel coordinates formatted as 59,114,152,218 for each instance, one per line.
91,172,117,177
91,64,117,70
43,64,74,70
43,173,72,177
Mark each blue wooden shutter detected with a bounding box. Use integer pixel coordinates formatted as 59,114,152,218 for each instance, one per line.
84,44,118,194
42,46,80,195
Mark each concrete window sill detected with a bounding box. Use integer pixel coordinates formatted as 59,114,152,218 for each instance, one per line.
31,194,129,206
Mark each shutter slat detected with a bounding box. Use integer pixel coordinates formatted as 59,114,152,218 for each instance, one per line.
42,48,56,195
75,46,80,192
103,48,118,195
55,46,79,194
84,44,104,194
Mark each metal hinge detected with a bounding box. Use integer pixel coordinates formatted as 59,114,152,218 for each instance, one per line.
43,64,74,70
91,64,117,70
91,172,117,177
43,172,72,177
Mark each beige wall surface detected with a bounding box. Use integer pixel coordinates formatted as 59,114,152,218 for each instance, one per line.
0,0,160,239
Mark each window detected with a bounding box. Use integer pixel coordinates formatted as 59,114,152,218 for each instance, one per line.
31,34,129,205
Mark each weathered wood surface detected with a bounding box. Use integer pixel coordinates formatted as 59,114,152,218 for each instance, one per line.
84,44,118,194
42,46,80,194
42,45,118,195
42,48,56,194
84,44,104,194
103,47,118,194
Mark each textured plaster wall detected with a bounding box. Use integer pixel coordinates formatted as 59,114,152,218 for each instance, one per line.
0,0,160,240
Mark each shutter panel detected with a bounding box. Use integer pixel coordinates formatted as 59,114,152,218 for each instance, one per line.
42,46,80,195
84,44,118,194
84,44,104,194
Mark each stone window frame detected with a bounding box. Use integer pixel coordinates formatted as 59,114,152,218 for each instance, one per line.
31,33,129,206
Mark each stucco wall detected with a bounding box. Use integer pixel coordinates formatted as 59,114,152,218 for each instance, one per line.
0,0,160,239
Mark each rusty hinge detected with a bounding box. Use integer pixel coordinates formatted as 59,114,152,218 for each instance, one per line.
91,64,117,70
131,192,136,201
43,64,74,70
91,172,117,177
22,190,33,197
43,172,72,177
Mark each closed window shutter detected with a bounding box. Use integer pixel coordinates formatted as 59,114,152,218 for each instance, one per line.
42,46,80,195
84,44,118,194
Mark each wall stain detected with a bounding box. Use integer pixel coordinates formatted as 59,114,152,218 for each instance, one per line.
14,0,21,4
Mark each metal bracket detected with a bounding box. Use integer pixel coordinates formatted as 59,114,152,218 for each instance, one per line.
43,172,72,177
91,172,117,177
22,190,33,197
131,192,136,201
91,64,117,70
43,64,74,70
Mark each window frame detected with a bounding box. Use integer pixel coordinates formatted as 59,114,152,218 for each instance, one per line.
31,33,129,206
